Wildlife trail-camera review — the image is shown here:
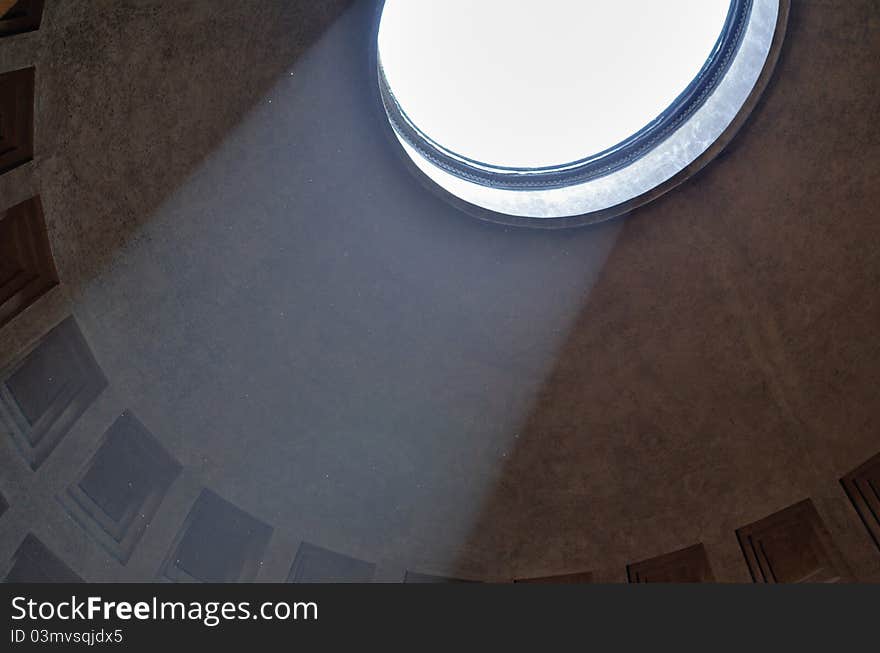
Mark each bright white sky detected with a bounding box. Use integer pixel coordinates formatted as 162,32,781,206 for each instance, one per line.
379,0,731,169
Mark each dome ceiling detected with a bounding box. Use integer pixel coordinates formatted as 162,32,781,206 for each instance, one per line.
0,0,878,583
